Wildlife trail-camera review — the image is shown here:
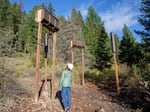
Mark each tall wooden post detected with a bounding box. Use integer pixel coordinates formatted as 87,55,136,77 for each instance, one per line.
82,48,84,85
35,8,59,102
44,34,48,90
110,32,120,95
35,22,42,103
71,47,74,85
113,53,120,94
44,58,47,87
52,32,57,99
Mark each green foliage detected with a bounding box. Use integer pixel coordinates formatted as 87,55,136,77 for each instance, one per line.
118,64,130,76
0,0,10,28
0,0,13,56
85,67,115,82
125,74,142,88
15,71,22,77
48,3,55,15
77,11,84,26
139,64,150,81
85,68,101,81
74,64,82,83
136,0,150,64
30,53,36,67
0,28,14,56
136,0,150,37
56,63,66,77
139,37,150,64
71,6,77,24
58,16,68,28
83,6,112,70
30,52,45,68
0,0,25,55
119,24,139,66
11,3,22,34
19,5,38,54
138,63,150,90
95,26,112,70
12,52,24,58
40,2,47,9
100,68,115,80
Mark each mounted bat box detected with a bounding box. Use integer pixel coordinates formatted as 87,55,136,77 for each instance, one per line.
35,8,59,32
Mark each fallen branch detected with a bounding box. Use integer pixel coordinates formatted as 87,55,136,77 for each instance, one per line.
0,102,11,112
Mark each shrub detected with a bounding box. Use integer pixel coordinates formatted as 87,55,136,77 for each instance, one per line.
85,67,115,82
138,63,150,90
12,52,24,58
125,75,142,88
85,68,101,82
30,53,45,68
74,64,82,83
118,63,130,77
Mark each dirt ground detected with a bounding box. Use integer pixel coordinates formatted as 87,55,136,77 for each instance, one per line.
0,74,136,112
1,58,150,112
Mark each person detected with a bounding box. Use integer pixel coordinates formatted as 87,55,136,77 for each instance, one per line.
59,63,73,112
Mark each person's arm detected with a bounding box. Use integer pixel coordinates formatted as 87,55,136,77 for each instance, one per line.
59,71,65,88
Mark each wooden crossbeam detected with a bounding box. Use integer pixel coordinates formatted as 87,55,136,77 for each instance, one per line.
71,40,85,48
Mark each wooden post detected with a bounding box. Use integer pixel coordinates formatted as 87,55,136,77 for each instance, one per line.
52,32,57,99
82,48,84,85
35,22,42,103
110,32,120,95
35,8,59,102
113,53,120,94
71,47,74,85
44,34,48,90
44,58,48,87
71,40,85,86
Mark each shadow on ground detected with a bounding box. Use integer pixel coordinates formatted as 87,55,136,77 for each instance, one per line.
90,78,150,112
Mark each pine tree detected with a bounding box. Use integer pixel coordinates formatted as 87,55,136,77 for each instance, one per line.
19,6,39,54
83,6,112,70
0,0,15,56
77,11,84,27
119,24,139,66
0,0,10,29
40,2,47,9
71,6,77,25
135,0,150,89
136,0,150,37
48,3,55,15
136,0,150,63
11,2,23,52
58,16,68,28
76,11,84,41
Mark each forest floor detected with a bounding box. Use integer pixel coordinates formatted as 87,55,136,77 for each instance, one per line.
0,75,134,112
0,57,149,112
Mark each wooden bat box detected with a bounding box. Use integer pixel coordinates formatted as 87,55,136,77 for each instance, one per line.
35,8,59,32
71,40,85,48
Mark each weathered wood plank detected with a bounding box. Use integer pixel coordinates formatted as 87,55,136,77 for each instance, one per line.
71,40,85,48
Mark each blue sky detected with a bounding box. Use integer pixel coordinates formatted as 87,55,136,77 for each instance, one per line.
10,0,142,41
